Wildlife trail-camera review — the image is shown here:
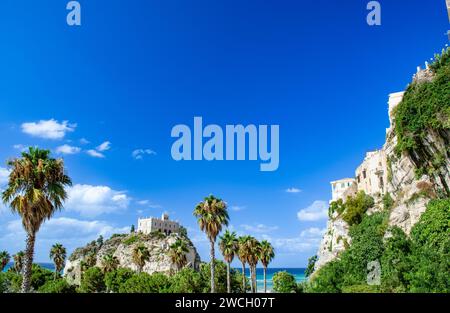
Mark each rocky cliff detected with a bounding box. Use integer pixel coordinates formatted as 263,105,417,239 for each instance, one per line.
64,232,201,285
314,52,450,272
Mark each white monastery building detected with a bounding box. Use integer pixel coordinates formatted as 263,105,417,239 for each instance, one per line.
138,213,180,235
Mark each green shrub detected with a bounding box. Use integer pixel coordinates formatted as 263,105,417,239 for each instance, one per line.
199,260,249,293
329,199,345,217
0,273,9,293
380,227,411,292
272,271,298,293
79,267,105,293
309,212,386,292
405,198,450,292
38,279,76,293
169,268,205,293
31,264,56,291
342,191,374,226
123,234,139,246
118,272,171,293
410,199,450,252
341,284,380,293
406,244,449,293
104,268,134,293
307,261,344,293
2,270,22,292
304,255,317,278
382,192,394,211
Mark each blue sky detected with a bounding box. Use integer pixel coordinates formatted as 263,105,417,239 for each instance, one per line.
0,0,448,267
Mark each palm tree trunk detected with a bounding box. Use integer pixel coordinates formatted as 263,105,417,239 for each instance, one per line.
54,265,58,280
241,262,246,292
226,262,231,293
22,232,36,293
249,266,254,293
210,239,215,293
263,266,267,293
253,265,257,293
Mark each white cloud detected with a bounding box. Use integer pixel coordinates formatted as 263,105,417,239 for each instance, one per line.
0,167,9,185
269,236,320,253
86,149,105,158
13,144,27,152
240,224,279,234
297,200,328,221
286,187,302,193
136,200,162,209
96,141,111,152
1,218,129,261
6,218,129,238
300,227,326,238
55,144,81,155
79,138,90,145
132,149,156,160
21,119,76,140
65,184,130,217
230,205,246,212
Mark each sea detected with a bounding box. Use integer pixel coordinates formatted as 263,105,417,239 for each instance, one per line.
248,268,306,292
3,263,305,292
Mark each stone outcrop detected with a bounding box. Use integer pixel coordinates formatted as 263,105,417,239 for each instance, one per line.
314,216,351,270
314,66,449,272
64,232,201,285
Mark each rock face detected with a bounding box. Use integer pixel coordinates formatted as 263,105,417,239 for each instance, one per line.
314,216,351,270
64,232,201,285
314,67,449,272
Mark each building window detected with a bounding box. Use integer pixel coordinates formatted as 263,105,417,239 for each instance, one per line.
363,170,367,179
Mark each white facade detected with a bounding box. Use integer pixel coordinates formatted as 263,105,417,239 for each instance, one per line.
388,91,405,124
138,213,180,235
330,178,356,203
355,150,387,197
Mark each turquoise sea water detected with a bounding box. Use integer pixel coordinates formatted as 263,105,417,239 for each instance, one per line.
245,268,306,292
4,263,305,292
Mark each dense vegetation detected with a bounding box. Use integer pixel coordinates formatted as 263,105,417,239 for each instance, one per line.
328,191,375,226
393,47,450,195
272,271,299,293
307,198,449,293
0,260,250,293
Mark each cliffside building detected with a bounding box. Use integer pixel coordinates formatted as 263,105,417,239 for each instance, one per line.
356,150,387,196
330,178,356,203
138,213,180,235
330,92,405,202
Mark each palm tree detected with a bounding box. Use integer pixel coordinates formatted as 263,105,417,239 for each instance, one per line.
0,251,11,272
132,244,150,273
49,243,66,279
237,235,252,291
246,237,261,293
259,240,275,293
13,251,25,273
169,239,189,272
101,254,119,274
193,195,229,293
1,147,72,292
219,230,238,293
